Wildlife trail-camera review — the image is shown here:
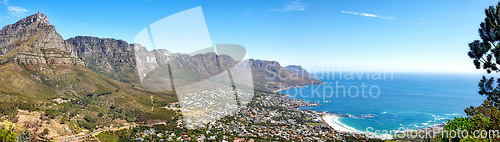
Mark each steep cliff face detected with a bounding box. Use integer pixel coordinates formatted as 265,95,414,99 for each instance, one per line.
0,12,82,71
0,13,177,139
136,49,323,92
137,49,242,91
285,65,318,79
1,13,320,93
0,12,162,98
249,59,322,91
66,36,139,84
0,12,322,138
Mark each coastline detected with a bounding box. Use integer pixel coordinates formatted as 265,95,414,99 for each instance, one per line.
321,114,362,134
321,114,395,139
321,113,445,140
274,83,369,137
275,83,378,139
275,81,444,140
273,76,459,141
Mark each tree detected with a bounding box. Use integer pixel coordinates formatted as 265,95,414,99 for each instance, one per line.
41,128,49,136
468,1,500,107
443,100,500,141
0,126,16,142
444,1,500,141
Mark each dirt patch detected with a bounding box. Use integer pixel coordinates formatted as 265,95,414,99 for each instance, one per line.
15,109,74,140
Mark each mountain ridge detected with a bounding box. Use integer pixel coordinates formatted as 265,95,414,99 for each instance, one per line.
0,12,177,140
0,12,320,139
67,35,322,92
284,65,318,79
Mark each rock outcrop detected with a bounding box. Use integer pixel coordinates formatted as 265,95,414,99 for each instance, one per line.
249,59,322,91
0,12,178,140
66,36,139,84
79,41,323,92
0,12,82,71
137,49,323,92
285,65,318,79
1,12,322,92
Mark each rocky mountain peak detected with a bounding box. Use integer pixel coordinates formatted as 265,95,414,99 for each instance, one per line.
285,65,318,79
15,11,50,26
0,12,82,71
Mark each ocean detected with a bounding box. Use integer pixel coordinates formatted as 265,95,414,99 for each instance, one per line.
278,72,487,135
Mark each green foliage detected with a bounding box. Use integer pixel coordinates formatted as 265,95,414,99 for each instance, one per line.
152,100,169,107
467,1,500,107
449,2,500,141
0,126,16,142
0,103,17,122
444,117,476,132
78,120,95,130
40,128,49,136
74,96,92,106
443,117,476,141
69,110,78,117
89,84,113,97
44,108,60,119
108,107,140,122
17,103,38,111
76,115,98,130
96,128,135,141
84,115,97,123
95,131,120,142
476,76,500,107
136,109,176,123
464,100,500,131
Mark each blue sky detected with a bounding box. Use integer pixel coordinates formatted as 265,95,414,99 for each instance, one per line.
0,0,497,73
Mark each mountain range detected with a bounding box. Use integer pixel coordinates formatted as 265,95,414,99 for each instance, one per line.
0,12,321,139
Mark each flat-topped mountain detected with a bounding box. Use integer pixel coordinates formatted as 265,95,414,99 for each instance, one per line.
0,11,82,70
0,12,321,139
134,46,323,92
0,12,176,140
66,36,139,84
69,35,322,92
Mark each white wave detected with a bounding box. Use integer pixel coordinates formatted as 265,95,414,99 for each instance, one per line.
322,114,392,140
323,115,362,133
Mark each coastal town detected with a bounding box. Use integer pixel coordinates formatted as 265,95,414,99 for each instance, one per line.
95,92,377,141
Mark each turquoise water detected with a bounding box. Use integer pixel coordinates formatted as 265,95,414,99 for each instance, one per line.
278,72,486,133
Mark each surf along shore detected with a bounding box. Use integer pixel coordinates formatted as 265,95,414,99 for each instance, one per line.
276,85,443,140
275,79,446,140
273,84,378,139
321,114,393,139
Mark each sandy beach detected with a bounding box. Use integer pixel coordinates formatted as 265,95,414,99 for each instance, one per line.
322,114,394,139
322,114,361,133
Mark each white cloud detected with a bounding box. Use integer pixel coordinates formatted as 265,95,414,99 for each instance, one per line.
1,0,8,6
360,13,377,17
341,11,394,20
2,0,29,17
7,6,28,17
272,0,307,12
